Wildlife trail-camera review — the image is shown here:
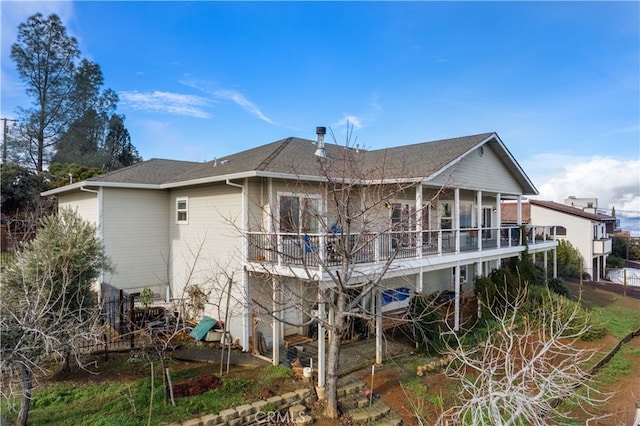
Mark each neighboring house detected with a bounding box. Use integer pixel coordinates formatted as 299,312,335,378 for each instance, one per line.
503,198,614,281
42,130,557,369
529,199,613,281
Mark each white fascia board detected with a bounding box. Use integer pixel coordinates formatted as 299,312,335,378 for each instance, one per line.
204,171,424,186
41,181,162,196
41,181,88,196
159,170,334,188
159,171,259,188
43,168,464,196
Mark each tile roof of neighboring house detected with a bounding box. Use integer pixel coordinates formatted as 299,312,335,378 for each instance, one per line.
529,200,615,222
42,132,537,195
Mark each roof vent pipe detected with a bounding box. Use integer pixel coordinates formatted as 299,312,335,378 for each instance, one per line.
315,126,327,158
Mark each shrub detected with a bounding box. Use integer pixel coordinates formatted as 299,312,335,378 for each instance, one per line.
409,295,445,355
548,277,571,298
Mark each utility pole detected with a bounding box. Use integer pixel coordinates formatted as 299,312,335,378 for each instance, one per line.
2,118,17,164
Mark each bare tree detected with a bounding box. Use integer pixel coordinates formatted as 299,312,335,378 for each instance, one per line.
0,209,110,426
436,286,609,426
246,128,445,418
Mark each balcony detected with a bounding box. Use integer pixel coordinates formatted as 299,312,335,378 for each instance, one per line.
246,226,547,269
593,238,612,256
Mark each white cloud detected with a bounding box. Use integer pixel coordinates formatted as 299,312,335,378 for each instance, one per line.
119,90,212,119
213,89,275,125
181,77,276,125
334,115,363,130
532,156,640,218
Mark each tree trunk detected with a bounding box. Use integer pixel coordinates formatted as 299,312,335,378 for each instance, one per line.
324,329,343,418
17,364,33,426
61,345,71,374
324,292,347,419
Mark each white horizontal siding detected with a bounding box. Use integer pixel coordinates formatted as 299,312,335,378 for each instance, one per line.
101,188,169,295
431,145,522,194
58,190,98,225
169,184,245,339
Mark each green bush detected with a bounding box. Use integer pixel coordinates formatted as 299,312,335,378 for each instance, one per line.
548,277,571,298
556,240,586,279
409,294,445,355
606,255,625,269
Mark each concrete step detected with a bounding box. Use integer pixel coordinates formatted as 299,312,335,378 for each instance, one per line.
367,411,404,426
333,373,404,425
349,401,392,423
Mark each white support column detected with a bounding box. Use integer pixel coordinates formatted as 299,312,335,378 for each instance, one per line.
454,188,460,253
241,178,250,351
416,183,423,258
477,191,483,251
517,195,523,246
317,301,326,388
543,251,548,281
476,191,482,229
242,269,250,351
267,178,274,233
416,267,423,293
553,248,558,278
496,193,502,249
375,289,383,365
272,279,280,366
454,263,461,331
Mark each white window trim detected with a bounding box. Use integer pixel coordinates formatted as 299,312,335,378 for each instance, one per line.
176,197,188,224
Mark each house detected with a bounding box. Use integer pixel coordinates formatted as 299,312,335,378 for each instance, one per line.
529,199,614,281
502,197,614,280
42,130,557,377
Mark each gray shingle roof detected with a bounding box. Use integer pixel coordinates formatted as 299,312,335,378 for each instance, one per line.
84,132,495,186
87,158,199,184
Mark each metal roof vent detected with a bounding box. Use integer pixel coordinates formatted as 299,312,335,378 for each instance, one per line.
314,126,326,158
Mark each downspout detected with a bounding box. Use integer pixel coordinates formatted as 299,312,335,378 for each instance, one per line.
81,186,104,299
225,179,250,351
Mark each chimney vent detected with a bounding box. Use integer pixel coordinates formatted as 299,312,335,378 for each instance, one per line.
314,126,326,158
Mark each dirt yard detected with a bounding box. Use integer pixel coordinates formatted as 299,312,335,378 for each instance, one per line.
49,282,640,425
358,282,640,426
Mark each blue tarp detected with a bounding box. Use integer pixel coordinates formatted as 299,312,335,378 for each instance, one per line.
189,316,218,341
381,287,411,306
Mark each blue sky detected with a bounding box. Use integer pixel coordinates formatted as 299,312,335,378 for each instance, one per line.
2,1,639,231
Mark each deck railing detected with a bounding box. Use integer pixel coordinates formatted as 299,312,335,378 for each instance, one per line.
246,225,548,267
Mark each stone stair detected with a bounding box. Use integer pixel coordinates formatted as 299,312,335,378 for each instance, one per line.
334,373,404,426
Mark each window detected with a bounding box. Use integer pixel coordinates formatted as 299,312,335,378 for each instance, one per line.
452,265,468,285
279,194,320,233
176,198,188,224
440,201,452,229
459,202,473,229
482,207,492,228
391,202,416,231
